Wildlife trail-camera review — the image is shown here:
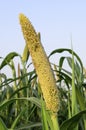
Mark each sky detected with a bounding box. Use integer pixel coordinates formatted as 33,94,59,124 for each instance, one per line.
0,1,86,68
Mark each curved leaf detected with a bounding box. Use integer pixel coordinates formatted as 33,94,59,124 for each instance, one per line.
49,48,83,73
59,56,66,71
0,52,20,69
15,122,42,130
0,97,41,110
60,110,86,130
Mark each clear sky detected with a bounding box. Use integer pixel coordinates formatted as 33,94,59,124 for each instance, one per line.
0,1,86,67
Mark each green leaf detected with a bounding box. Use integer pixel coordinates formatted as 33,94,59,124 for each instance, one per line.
60,110,86,130
49,48,83,73
22,44,29,63
41,99,49,130
14,122,42,130
41,97,55,130
71,48,78,116
76,87,86,111
0,52,20,69
0,117,8,130
66,57,72,68
11,108,26,129
59,56,66,71
0,97,41,110
0,70,36,88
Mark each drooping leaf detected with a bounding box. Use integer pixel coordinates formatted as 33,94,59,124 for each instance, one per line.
59,56,66,71
0,97,41,110
60,110,86,130
0,52,20,69
15,122,42,130
49,48,83,73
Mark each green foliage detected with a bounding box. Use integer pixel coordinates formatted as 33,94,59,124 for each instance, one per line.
0,52,19,69
0,118,8,130
0,47,86,130
60,110,86,130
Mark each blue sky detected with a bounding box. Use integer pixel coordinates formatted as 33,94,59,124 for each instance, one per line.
0,1,86,66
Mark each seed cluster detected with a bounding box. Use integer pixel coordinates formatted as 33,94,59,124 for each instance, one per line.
19,13,59,113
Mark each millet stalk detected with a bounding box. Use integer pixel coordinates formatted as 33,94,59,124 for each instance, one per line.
19,13,60,130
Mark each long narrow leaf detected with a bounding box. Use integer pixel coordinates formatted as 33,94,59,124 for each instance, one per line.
0,118,8,130
0,97,41,110
14,122,42,130
60,110,86,130
0,52,20,69
49,48,83,73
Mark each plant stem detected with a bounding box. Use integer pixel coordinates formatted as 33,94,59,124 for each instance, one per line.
51,113,60,130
